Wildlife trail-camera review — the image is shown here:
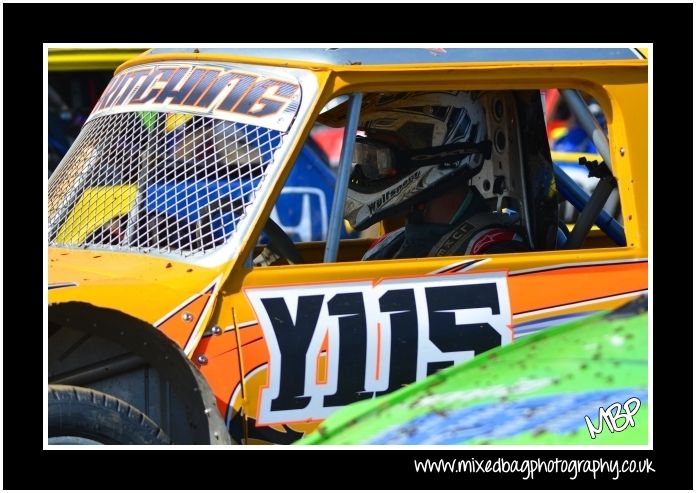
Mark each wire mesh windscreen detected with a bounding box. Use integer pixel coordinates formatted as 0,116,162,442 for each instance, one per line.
48,112,283,257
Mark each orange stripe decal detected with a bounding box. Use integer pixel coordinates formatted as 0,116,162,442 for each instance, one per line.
316,330,329,385
375,322,382,381
156,292,211,349
508,262,648,315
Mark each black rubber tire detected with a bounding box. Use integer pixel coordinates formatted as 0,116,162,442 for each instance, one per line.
48,385,171,445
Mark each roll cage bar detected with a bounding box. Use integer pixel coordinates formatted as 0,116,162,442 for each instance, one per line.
556,90,625,247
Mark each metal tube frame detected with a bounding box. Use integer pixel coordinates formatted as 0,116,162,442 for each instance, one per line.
564,176,617,249
560,89,612,167
554,163,626,246
324,93,363,263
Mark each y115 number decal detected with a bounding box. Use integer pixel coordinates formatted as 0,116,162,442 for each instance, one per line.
245,272,511,425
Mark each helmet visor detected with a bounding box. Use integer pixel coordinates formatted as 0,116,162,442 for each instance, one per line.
352,138,398,181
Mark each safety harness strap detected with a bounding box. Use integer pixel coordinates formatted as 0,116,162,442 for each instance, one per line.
428,211,520,257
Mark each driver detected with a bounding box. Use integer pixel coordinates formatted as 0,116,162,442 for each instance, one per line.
342,91,529,260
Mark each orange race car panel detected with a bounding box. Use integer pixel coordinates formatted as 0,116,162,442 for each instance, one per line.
195,257,647,444
154,276,222,353
48,248,224,355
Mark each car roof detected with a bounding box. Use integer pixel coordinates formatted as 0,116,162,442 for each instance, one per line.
147,47,646,66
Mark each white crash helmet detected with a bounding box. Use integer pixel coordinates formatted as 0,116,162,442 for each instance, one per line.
343,91,490,230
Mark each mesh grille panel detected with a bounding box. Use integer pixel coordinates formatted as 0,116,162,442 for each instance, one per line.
48,112,284,257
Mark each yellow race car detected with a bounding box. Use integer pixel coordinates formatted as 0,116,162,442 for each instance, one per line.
47,47,648,445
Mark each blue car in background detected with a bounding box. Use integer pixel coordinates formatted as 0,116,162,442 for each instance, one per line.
545,89,621,224
272,138,350,242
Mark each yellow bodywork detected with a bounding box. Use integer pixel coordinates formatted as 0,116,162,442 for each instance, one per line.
48,48,148,71
49,247,219,326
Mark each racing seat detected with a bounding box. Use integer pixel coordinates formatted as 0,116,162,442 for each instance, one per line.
471,90,559,251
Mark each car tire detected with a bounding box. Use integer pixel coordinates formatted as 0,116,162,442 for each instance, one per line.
48,384,171,445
